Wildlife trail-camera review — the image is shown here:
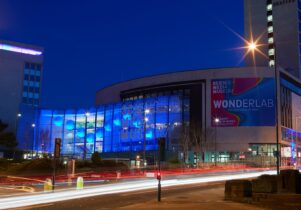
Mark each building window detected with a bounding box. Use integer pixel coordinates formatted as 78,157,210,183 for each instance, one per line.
267,4,273,11
269,60,275,67
268,26,274,33
268,37,274,44
267,15,273,22
269,48,275,56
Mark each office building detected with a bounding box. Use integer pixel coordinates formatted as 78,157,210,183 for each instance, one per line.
244,0,301,78
0,40,43,136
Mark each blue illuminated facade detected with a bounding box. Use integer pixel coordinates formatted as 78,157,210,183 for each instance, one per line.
15,67,301,166
34,94,189,159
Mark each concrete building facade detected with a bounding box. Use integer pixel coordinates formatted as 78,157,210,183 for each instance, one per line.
244,0,301,78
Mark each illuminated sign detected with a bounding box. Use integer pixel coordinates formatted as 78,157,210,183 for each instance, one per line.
0,44,42,56
211,78,276,127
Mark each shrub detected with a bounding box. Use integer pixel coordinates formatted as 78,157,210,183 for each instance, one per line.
0,158,9,171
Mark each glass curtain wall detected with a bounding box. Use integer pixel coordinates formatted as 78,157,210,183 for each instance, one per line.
36,93,188,159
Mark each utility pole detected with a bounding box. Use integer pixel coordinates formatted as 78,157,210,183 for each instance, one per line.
52,138,61,191
273,44,280,175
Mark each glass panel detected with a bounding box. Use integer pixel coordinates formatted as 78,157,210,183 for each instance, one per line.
51,110,64,155
103,105,113,152
131,99,144,152
64,110,76,155
112,103,121,152
95,107,104,152
75,109,85,158
85,108,96,158
37,110,52,153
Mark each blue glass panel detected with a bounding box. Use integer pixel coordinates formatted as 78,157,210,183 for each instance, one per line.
77,128,85,138
66,120,75,130
103,105,113,152
63,109,76,155
87,133,95,143
53,116,63,126
96,128,103,138
37,110,53,153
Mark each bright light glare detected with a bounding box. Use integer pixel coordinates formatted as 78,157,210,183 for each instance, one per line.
219,21,267,65
214,118,220,123
0,170,275,209
249,42,257,50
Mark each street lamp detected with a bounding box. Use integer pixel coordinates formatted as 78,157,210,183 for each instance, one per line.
249,42,257,51
15,113,22,136
214,118,219,166
247,42,280,175
143,112,149,169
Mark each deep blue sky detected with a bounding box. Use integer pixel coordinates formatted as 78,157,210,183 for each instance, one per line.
0,0,244,109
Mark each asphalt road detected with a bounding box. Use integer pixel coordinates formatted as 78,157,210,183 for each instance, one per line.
12,182,227,210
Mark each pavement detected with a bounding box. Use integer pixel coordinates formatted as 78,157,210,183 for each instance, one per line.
120,185,267,210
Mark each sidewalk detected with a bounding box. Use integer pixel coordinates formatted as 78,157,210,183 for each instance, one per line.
121,185,268,210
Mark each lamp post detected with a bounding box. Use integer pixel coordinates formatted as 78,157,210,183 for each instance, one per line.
274,44,281,175
15,113,21,134
143,112,149,170
214,118,219,166
31,123,36,159
248,42,280,175
143,109,150,170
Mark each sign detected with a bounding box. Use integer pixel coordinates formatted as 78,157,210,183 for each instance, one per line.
211,78,275,127
54,138,61,158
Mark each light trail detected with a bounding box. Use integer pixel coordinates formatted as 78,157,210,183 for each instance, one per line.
0,170,275,209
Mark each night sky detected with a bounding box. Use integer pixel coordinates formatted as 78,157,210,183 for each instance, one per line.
0,0,244,109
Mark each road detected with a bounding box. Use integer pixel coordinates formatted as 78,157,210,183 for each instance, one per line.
0,170,275,209
15,182,226,210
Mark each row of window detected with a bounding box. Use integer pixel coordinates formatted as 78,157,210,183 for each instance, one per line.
22,92,39,99
24,68,41,76
266,1,275,67
22,97,39,106
23,80,40,88
25,62,42,71
22,62,42,107
123,89,191,102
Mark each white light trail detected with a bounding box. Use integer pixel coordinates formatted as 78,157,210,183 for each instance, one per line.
0,170,276,209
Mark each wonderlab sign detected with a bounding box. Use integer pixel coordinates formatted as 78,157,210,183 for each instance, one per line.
211,78,276,127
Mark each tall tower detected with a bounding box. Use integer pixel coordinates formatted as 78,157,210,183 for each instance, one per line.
244,0,301,79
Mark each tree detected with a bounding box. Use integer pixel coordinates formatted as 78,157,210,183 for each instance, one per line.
179,123,190,165
0,120,18,157
190,125,215,167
